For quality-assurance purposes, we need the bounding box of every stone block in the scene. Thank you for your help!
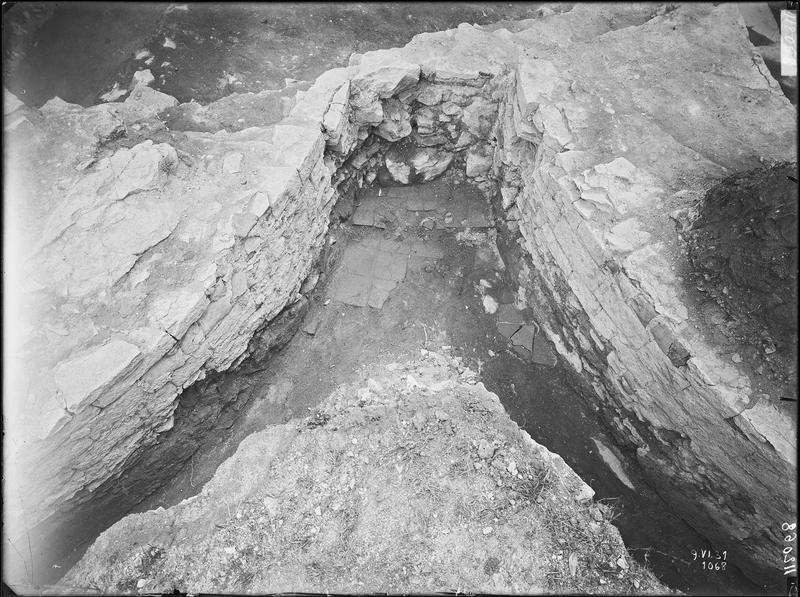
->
[605,218,651,253]
[416,84,443,106]
[3,88,24,115]
[466,147,494,178]
[351,54,421,98]
[410,148,453,182]
[515,55,563,117]
[624,244,689,324]
[53,340,141,411]
[376,98,412,142]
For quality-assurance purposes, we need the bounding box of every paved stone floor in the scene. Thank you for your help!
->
[351,179,491,231]
[327,180,555,366]
[327,234,443,309]
[494,304,555,366]
[332,180,483,310]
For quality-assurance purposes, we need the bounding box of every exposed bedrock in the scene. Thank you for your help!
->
[3,2,796,588]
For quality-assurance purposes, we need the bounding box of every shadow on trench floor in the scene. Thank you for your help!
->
[118,179,764,596]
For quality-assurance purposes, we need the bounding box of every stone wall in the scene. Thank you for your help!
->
[4,2,796,588]
[5,84,338,551]
[490,4,797,583]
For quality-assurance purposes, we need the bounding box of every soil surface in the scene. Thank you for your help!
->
[683,163,798,407]
[63,351,667,595]
[3,2,550,108]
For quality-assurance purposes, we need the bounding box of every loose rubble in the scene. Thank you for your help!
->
[62,353,668,595]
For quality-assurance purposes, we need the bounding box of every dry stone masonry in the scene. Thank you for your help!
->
[4,2,796,587]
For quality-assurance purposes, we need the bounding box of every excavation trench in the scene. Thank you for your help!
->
[11,54,793,596]
[35,160,757,595]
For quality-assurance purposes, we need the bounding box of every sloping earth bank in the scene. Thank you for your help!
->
[62,352,667,595]
[683,163,798,405]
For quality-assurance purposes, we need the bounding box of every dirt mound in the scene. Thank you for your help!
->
[684,162,798,399]
[62,351,666,594]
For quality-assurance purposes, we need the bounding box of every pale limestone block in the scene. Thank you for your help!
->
[54,340,141,410]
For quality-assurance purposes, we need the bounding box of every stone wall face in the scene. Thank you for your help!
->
[4,2,796,586]
[499,130,795,578]
[5,90,339,546]
[490,6,797,582]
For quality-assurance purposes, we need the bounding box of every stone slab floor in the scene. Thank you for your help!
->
[331,180,551,367]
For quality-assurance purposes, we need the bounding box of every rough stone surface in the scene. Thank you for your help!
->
[4,87,25,114]
[328,236,408,309]
[131,69,155,88]
[62,354,665,594]
[5,70,336,562]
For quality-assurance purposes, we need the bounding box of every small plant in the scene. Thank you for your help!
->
[158,155,177,175]
[306,410,331,429]
[511,462,552,504]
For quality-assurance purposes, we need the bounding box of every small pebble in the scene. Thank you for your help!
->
[483,526,493,535]
[477,439,495,459]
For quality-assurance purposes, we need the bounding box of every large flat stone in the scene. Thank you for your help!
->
[53,340,141,410]
[510,324,536,351]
